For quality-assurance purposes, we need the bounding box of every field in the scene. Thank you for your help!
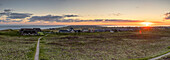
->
[0,30,39,60]
[0,27,170,60]
[39,28,170,60]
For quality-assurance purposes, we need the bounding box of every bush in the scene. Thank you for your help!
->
[167,46,170,49]
[0,30,20,36]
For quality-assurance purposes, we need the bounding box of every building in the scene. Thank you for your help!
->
[19,28,42,35]
[59,30,72,33]
[82,29,90,32]
[59,28,81,33]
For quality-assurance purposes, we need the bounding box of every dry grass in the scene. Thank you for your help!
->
[0,30,38,60]
[40,29,170,60]
[1,29,170,60]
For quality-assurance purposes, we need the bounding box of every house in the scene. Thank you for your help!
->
[33,28,41,32]
[74,30,82,33]
[59,28,81,33]
[49,28,56,30]
[82,29,89,32]
[19,28,42,35]
[59,30,72,33]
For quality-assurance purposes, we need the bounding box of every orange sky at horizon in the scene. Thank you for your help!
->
[1,20,170,27]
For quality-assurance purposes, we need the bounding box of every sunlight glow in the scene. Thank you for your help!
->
[141,22,153,26]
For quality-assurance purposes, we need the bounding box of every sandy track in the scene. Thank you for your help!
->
[34,37,42,60]
[149,52,170,60]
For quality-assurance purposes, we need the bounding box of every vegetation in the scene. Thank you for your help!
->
[0,30,38,60]
[167,46,170,49]
[0,27,170,60]
[40,29,170,60]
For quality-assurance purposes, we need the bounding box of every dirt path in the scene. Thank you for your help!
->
[34,37,42,60]
[149,52,170,60]
[34,34,48,60]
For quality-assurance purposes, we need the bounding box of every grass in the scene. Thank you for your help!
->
[167,46,170,49]
[27,44,37,60]
[0,30,39,60]
[1,28,170,60]
[39,37,49,60]
[0,30,19,36]
[40,29,170,60]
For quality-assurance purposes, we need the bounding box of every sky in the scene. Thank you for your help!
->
[0,0,170,26]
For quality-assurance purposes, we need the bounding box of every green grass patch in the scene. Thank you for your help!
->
[0,30,20,36]
[39,38,49,60]
[27,43,37,60]
[167,46,170,49]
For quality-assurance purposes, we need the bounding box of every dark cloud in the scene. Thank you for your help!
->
[0,9,32,19]
[29,15,63,22]
[64,15,78,17]
[8,13,32,19]
[0,9,79,22]
[29,14,79,22]
[165,12,170,16]
[105,19,143,22]
[0,9,143,23]
[29,14,143,23]
[29,16,143,23]
[0,13,6,16]
[164,12,170,20]
[66,19,143,22]
[4,9,12,12]
[0,9,32,22]
[58,19,142,22]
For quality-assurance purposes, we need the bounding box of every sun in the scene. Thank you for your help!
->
[141,22,153,26]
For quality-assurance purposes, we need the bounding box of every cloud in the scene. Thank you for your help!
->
[0,9,32,19]
[64,15,78,17]
[111,13,122,16]
[8,13,32,19]
[0,9,79,23]
[0,13,6,16]
[68,19,143,22]
[28,14,143,23]
[165,16,170,20]
[29,15,63,22]
[164,12,170,20]
[0,19,23,22]
[29,17,143,23]
[105,19,143,22]
[0,9,32,22]
[0,9,143,23]
[29,14,79,22]
[165,12,170,16]
[4,9,12,12]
